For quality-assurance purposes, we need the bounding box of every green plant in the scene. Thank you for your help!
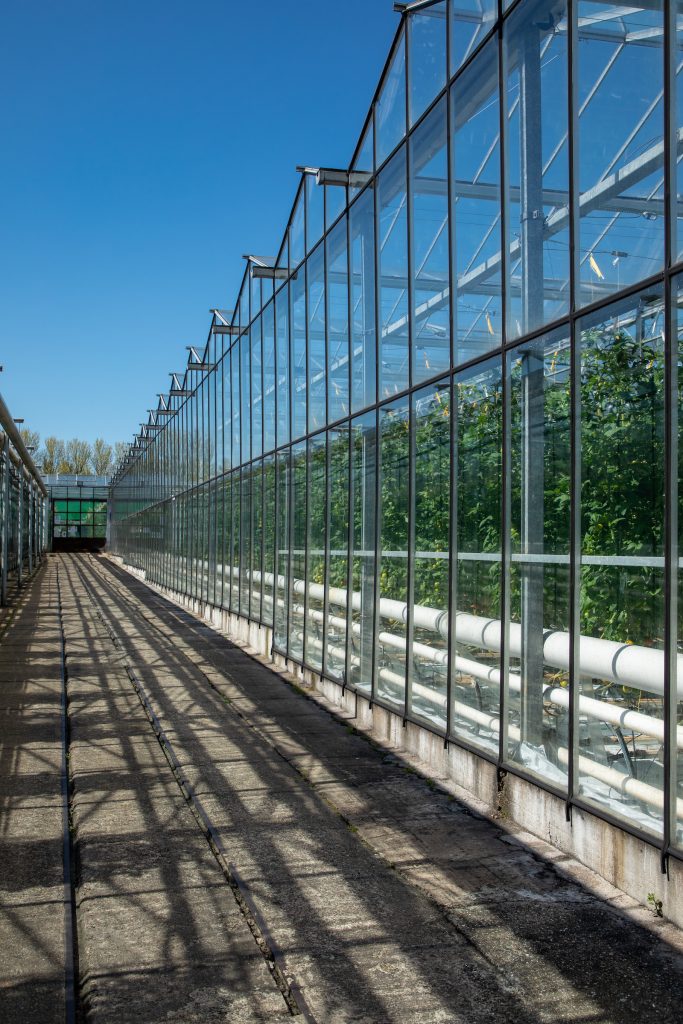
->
[647,892,663,918]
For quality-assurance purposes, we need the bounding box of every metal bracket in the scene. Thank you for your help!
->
[661,849,670,877]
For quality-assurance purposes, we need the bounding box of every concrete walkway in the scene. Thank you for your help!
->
[2,553,683,1023]
[0,566,67,1022]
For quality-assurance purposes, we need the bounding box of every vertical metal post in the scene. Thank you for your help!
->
[498,0,510,770]
[403,20,415,724]
[567,0,580,819]
[1,437,9,605]
[519,18,545,335]
[445,0,456,746]
[663,0,676,865]
[28,479,33,575]
[520,348,545,748]
[17,470,24,587]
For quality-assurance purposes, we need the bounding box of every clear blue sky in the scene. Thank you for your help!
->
[0,1,398,447]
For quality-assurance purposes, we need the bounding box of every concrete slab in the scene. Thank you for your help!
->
[94,554,683,1024]
[0,564,66,1024]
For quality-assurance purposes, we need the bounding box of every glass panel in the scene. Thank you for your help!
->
[290,187,305,269]
[304,434,327,671]
[411,97,450,384]
[327,427,350,681]
[351,121,374,200]
[215,479,224,606]
[276,285,290,446]
[241,333,251,463]
[353,120,374,172]
[577,1,664,307]
[451,358,502,755]
[262,455,276,627]
[325,183,346,232]
[676,6,683,263]
[240,471,251,614]
[506,327,570,789]
[505,0,570,339]
[277,235,289,271]
[450,0,497,76]
[289,441,307,660]
[307,244,326,433]
[350,188,377,412]
[306,174,324,254]
[376,27,407,166]
[291,270,307,441]
[578,288,665,836]
[350,411,377,695]
[377,398,410,709]
[263,301,276,453]
[230,472,241,611]
[250,270,261,322]
[251,463,263,619]
[274,451,290,649]
[378,145,409,398]
[676,273,683,850]
[214,354,223,476]
[231,342,241,468]
[411,379,450,729]
[408,1,447,126]
[220,476,229,609]
[223,349,232,471]
[251,320,263,459]
[327,216,350,423]
[451,36,501,363]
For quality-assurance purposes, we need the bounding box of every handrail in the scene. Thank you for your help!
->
[0,390,47,496]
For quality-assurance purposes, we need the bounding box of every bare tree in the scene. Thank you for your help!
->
[92,438,113,476]
[113,441,129,470]
[64,438,92,475]
[19,427,40,454]
[40,437,66,475]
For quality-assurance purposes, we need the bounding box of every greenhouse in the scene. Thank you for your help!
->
[110,0,683,862]
[46,475,109,551]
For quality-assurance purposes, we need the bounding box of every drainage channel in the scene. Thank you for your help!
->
[63,554,317,1024]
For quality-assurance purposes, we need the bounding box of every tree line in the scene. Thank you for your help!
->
[19,430,128,477]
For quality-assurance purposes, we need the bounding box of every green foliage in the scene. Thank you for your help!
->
[578,325,664,645]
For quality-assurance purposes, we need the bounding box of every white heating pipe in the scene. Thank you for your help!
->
[302,631,683,821]
[245,567,679,698]
[168,561,680,742]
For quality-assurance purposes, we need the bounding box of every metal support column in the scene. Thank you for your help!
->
[17,471,24,587]
[28,479,33,575]
[518,17,546,752]
[1,437,10,606]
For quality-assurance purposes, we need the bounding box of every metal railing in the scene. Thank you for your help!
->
[0,390,48,603]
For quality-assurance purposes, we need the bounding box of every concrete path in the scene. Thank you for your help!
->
[0,566,67,1023]
[3,552,683,1022]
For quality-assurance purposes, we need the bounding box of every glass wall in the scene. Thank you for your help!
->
[111,0,683,861]
[50,480,108,544]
